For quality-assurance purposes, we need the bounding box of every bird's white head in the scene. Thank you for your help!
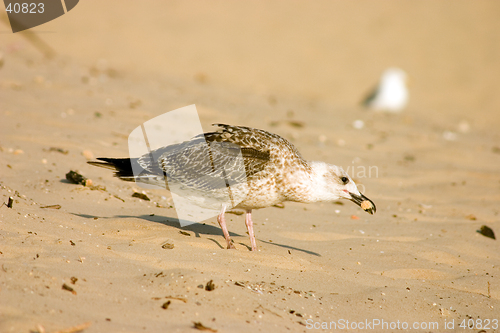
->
[381,67,407,85]
[308,161,376,214]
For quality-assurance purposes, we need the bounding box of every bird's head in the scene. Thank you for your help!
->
[381,67,408,87]
[309,162,376,214]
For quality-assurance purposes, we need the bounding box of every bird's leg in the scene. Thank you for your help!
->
[217,205,235,249]
[245,210,257,251]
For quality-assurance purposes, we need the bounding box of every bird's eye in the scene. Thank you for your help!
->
[341,176,349,184]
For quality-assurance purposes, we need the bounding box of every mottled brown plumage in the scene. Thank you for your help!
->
[89,124,376,251]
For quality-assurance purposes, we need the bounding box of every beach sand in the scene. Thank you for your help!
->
[1,1,499,332]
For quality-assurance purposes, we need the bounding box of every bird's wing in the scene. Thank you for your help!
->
[134,124,306,191]
[206,123,308,171]
[203,124,275,178]
[154,137,248,191]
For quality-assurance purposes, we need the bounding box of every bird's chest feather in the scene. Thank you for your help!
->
[236,174,282,208]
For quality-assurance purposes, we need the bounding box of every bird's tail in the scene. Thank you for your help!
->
[88,157,136,181]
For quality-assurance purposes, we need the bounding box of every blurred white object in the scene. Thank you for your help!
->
[442,131,458,141]
[352,119,364,129]
[362,68,409,112]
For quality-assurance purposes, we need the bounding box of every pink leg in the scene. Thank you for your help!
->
[217,205,235,249]
[245,210,257,251]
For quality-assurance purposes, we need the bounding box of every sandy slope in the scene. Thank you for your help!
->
[1,1,499,332]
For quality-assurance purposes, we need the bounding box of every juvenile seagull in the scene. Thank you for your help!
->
[89,124,376,251]
[362,67,409,112]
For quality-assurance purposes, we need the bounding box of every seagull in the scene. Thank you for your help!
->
[88,124,376,251]
[362,67,409,112]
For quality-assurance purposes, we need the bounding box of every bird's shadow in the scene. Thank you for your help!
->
[73,213,320,256]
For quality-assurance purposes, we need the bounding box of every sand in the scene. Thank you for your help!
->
[1,1,499,332]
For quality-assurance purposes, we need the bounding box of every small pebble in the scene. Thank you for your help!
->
[353,120,364,129]
[457,120,470,133]
[132,192,150,201]
[478,225,495,240]
[162,242,174,249]
[82,150,94,160]
[65,170,93,187]
[443,131,457,141]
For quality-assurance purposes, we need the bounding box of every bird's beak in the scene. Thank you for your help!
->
[348,192,376,214]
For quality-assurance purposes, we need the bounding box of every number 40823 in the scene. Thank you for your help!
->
[6,3,44,14]
[460,318,498,330]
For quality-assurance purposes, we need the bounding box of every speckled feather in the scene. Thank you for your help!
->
[124,124,309,207]
[90,124,364,210]
[203,124,313,209]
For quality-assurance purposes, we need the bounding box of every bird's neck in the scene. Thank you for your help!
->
[281,161,339,203]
